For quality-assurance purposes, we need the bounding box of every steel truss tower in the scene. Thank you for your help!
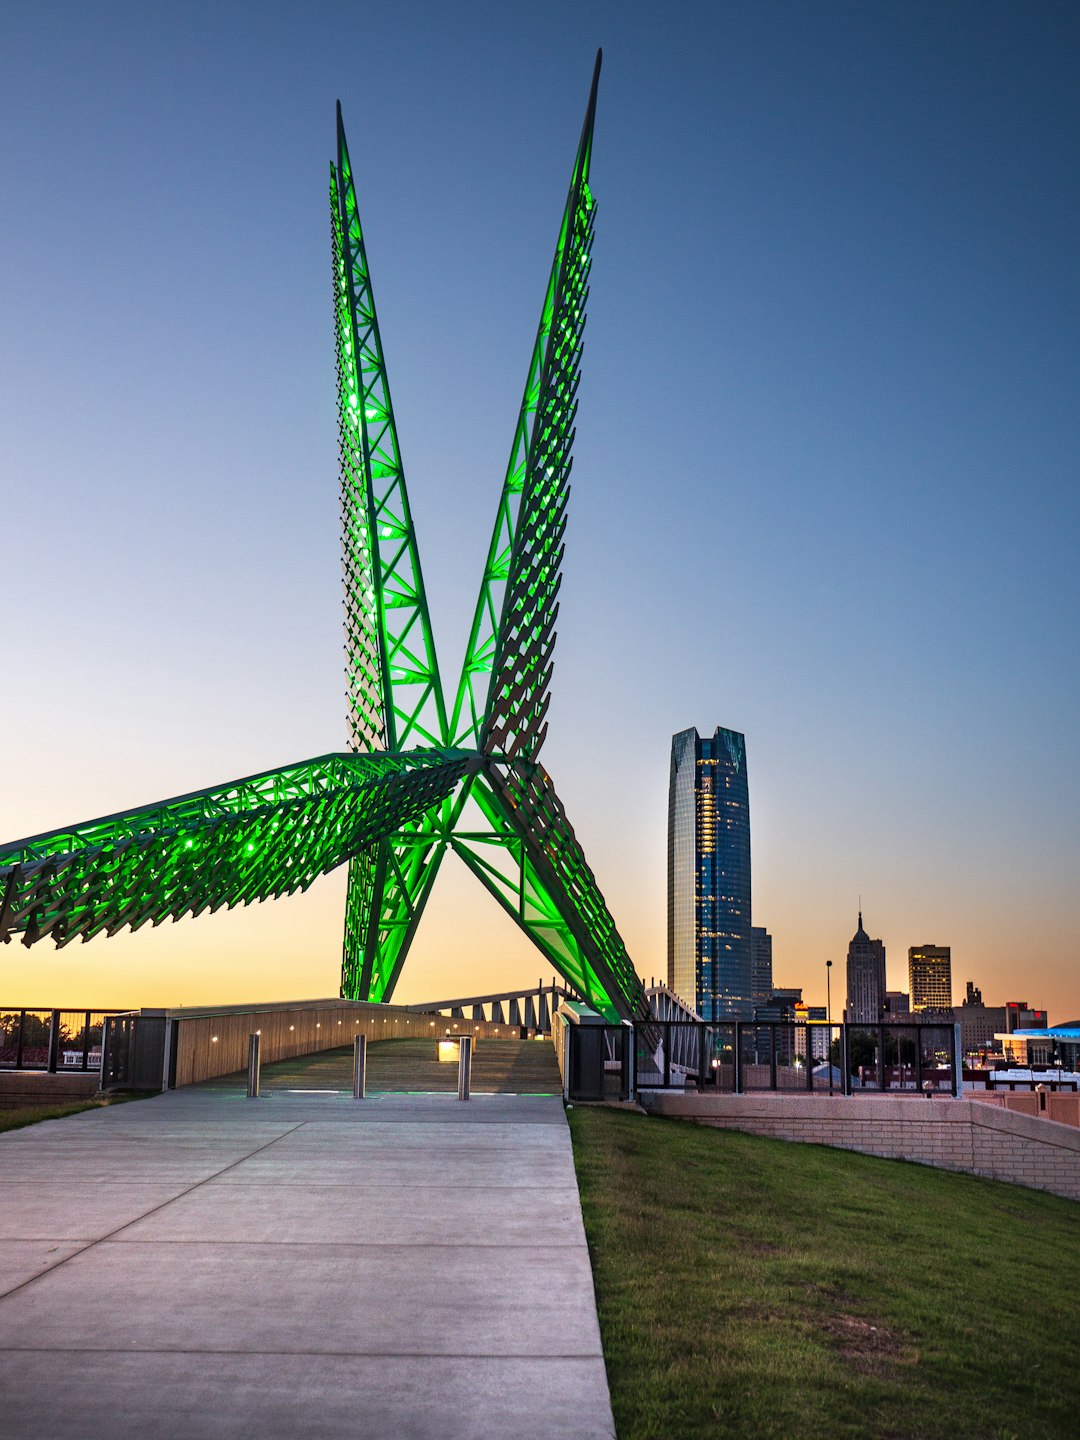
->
[0,52,649,1025]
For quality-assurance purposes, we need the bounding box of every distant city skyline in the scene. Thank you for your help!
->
[2,2,1078,1020]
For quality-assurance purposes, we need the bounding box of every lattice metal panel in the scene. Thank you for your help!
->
[484,758,649,1023]
[341,820,449,1004]
[481,195,592,761]
[334,106,447,754]
[333,168,384,754]
[0,751,470,950]
[451,57,600,754]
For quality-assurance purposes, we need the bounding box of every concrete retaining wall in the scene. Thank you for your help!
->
[969,1089,1080,1129]
[0,1072,100,1109]
[638,1092,1080,1202]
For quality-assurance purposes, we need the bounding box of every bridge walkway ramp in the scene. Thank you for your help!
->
[0,1079,613,1439]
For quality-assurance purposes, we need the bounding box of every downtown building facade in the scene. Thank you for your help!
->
[667,726,752,1021]
[955,981,1004,1055]
[955,982,1048,1057]
[909,944,953,1016]
[751,926,773,1013]
[845,911,887,1023]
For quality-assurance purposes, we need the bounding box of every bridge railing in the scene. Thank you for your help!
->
[102,998,517,1092]
[561,1016,962,1102]
[0,1009,122,1074]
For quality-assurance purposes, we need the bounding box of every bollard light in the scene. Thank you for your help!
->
[247,1032,261,1099]
[457,1034,472,1102]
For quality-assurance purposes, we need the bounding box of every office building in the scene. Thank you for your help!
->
[755,987,802,1065]
[955,980,1006,1056]
[1006,1001,1047,1033]
[754,987,827,1064]
[795,1000,829,1062]
[751,927,773,1014]
[885,990,910,1016]
[845,911,886,1023]
[909,944,953,1015]
[950,986,1048,1058]
[667,726,752,1021]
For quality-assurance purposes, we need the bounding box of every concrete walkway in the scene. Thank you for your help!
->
[0,1086,615,1439]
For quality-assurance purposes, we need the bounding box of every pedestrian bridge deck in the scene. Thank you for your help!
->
[0,1051,612,1439]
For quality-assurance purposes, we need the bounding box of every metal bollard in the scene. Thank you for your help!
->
[457,1034,472,1101]
[247,1032,261,1098]
[353,1033,367,1099]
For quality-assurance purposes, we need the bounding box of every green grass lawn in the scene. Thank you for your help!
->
[0,1100,109,1133]
[568,1107,1079,1440]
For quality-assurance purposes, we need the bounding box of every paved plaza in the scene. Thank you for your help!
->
[0,1055,614,1439]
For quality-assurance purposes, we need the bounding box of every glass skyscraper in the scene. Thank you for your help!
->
[667,726,752,1021]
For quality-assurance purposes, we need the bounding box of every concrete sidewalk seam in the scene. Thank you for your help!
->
[0,1120,306,1306]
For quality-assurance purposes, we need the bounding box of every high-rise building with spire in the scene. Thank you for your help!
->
[845,910,886,1023]
[667,726,752,1020]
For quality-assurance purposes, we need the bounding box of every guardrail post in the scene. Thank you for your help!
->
[246,1032,261,1098]
[353,1033,367,1099]
[47,1011,60,1073]
[734,1022,742,1095]
[457,1034,472,1101]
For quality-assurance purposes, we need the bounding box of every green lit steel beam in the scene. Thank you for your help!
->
[341,816,448,1004]
[335,49,647,1021]
[333,105,447,754]
[332,169,384,754]
[333,105,455,1001]
[450,52,600,754]
[4,53,649,1029]
[0,751,471,950]
[449,761,648,1024]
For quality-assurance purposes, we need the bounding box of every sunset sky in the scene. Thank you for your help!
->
[2,1,1078,1021]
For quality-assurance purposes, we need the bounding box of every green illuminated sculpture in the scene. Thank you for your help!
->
[0,51,648,1025]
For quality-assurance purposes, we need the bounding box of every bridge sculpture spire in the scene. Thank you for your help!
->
[0,51,649,1026]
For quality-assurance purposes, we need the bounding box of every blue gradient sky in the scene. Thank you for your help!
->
[2,1,1078,1019]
